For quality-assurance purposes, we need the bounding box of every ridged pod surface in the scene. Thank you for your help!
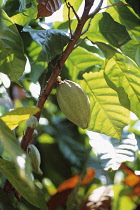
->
[56,80,90,129]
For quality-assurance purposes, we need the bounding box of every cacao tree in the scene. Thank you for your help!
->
[0,0,140,209]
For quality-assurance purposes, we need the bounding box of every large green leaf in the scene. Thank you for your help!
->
[65,46,104,81]
[1,107,39,130]
[107,1,140,66]
[88,130,137,170]
[104,51,140,119]
[82,71,130,140]
[0,159,47,209]
[121,39,140,67]
[99,12,131,48]
[85,13,109,43]
[0,118,26,162]
[0,118,33,184]
[24,28,70,62]
[0,10,26,85]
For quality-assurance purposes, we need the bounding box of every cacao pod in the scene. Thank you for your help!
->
[27,144,43,175]
[56,80,90,129]
[26,116,38,128]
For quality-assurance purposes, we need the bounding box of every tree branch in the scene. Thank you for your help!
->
[88,0,104,18]
[20,0,98,151]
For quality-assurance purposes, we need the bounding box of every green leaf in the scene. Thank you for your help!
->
[0,10,26,85]
[104,50,140,119]
[11,8,37,26]
[112,185,135,210]
[58,136,87,168]
[0,118,26,162]
[86,13,109,43]
[0,159,47,209]
[83,71,130,140]
[125,0,140,17]
[0,118,33,183]
[65,46,104,81]
[107,1,140,65]
[88,130,137,170]
[24,28,70,62]
[99,12,131,48]
[120,39,140,67]
[1,107,39,130]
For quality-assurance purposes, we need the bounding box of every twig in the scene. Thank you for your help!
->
[101,2,130,10]
[68,2,80,23]
[73,36,87,49]
[88,0,104,18]
[81,18,92,36]
[66,2,73,38]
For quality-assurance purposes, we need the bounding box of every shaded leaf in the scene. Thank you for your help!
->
[57,168,95,192]
[107,1,140,65]
[24,27,70,62]
[99,12,131,48]
[0,159,47,209]
[58,136,88,168]
[1,107,39,130]
[88,130,137,170]
[0,118,33,183]
[37,0,62,18]
[83,71,130,140]
[0,10,26,85]
[0,118,27,164]
[125,0,140,16]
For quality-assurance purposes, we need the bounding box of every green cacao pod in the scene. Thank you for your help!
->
[26,116,38,128]
[56,80,90,129]
[27,144,43,175]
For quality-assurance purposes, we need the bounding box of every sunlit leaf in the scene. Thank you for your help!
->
[0,159,47,209]
[65,46,104,81]
[37,0,62,18]
[83,71,130,139]
[104,50,140,119]
[57,168,95,192]
[0,10,26,85]
[11,8,37,26]
[88,130,137,170]
[1,107,39,130]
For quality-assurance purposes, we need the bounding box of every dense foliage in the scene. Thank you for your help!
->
[0,0,140,209]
